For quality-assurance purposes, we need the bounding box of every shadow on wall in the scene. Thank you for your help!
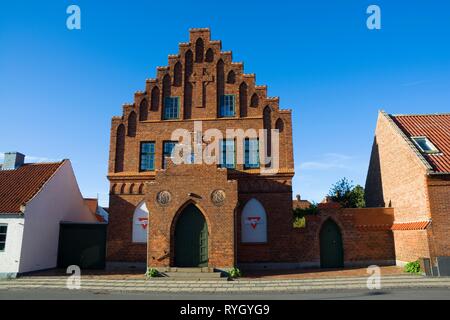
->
[365,137,386,207]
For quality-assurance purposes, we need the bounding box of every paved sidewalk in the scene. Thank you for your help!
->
[1,274,450,293]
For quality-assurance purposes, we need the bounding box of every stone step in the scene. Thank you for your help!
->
[158,267,216,273]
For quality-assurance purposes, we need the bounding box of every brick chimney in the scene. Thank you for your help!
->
[296,194,301,201]
[2,152,25,170]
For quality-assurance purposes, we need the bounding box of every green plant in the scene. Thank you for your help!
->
[293,216,306,228]
[229,267,242,279]
[145,267,160,278]
[328,178,366,208]
[404,261,421,274]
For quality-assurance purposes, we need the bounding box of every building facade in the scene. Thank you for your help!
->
[0,153,97,278]
[365,111,450,266]
[107,28,294,269]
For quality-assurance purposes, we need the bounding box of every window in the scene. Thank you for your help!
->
[0,225,7,252]
[163,141,177,168]
[163,97,180,120]
[412,137,439,154]
[219,95,235,117]
[245,138,260,169]
[140,142,155,171]
[220,139,235,169]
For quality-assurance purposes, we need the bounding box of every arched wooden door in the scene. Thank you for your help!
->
[174,204,208,267]
[320,219,344,268]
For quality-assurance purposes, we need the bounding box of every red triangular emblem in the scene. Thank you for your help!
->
[138,217,148,230]
[248,216,261,229]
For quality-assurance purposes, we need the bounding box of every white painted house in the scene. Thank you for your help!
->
[0,152,96,278]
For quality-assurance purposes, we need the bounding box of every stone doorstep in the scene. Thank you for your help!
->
[156,267,215,273]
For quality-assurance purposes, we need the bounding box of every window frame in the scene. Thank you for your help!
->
[244,138,260,169]
[219,139,236,169]
[163,96,180,120]
[162,140,178,169]
[219,94,236,117]
[411,136,440,154]
[0,224,7,252]
[139,141,156,172]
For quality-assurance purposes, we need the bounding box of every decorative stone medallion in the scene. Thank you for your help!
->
[211,189,226,206]
[156,190,171,206]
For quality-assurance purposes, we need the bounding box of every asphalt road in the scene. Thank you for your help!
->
[1,287,450,300]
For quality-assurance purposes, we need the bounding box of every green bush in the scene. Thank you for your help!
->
[229,267,242,279]
[145,267,160,278]
[293,203,319,219]
[404,261,421,274]
[293,216,306,228]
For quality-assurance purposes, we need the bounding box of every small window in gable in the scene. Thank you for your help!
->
[412,137,440,154]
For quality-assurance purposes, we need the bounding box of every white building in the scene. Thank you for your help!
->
[0,152,97,278]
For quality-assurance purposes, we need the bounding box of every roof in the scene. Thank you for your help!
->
[391,220,431,231]
[83,198,106,223]
[293,199,312,210]
[0,161,64,214]
[388,113,450,173]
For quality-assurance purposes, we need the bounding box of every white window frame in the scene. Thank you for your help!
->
[411,136,440,154]
[0,224,7,252]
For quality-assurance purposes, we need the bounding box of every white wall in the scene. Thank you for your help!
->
[0,216,25,277]
[18,160,96,273]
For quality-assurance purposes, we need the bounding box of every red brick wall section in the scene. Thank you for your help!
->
[291,208,396,266]
[145,163,238,269]
[427,175,450,259]
[393,230,430,264]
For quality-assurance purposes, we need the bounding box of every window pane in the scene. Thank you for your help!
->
[164,97,179,120]
[163,141,177,168]
[245,138,260,168]
[0,225,6,234]
[0,234,5,242]
[140,142,155,171]
[0,243,4,251]
[413,137,438,153]
[219,95,235,117]
[220,140,235,168]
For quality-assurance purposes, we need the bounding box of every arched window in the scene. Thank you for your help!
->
[275,118,284,133]
[227,70,235,84]
[241,198,267,243]
[129,183,135,194]
[127,111,137,137]
[150,86,160,111]
[139,99,148,121]
[250,93,259,108]
[195,38,204,63]
[133,201,149,243]
[114,124,125,173]
[239,82,248,117]
[205,48,214,62]
[173,62,182,87]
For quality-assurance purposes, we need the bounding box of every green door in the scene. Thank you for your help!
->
[174,204,208,267]
[320,219,344,268]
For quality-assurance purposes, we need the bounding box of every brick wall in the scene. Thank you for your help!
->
[427,175,450,259]
[365,112,431,221]
[289,208,396,267]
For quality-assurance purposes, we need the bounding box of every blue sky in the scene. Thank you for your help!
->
[1,1,449,206]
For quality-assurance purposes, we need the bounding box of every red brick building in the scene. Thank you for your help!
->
[365,111,450,266]
[106,29,399,271]
[107,28,294,269]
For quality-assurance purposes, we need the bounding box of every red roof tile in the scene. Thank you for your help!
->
[0,161,64,214]
[390,114,450,173]
[391,220,430,231]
